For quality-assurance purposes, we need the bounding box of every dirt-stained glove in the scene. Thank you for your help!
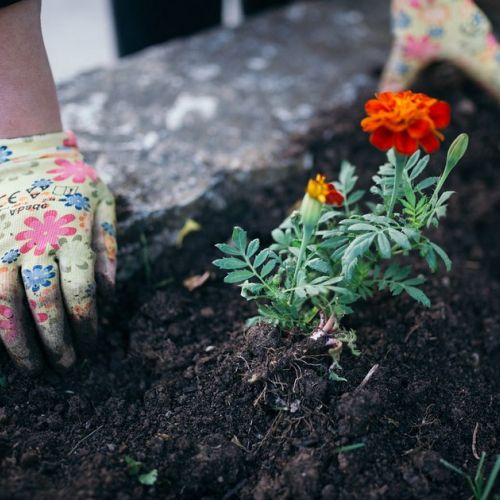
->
[0,131,116,372]
[380,0,500,102]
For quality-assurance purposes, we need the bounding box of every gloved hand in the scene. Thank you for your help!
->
[0,131,116,372]
[380,0,500,102]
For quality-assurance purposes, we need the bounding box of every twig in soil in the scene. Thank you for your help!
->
[237,355,250,371]
[67,424,104,456]
[472,422,481,460]
[291,362,304,393]
[355,364,379,392]
[269,375,287,391]
[253,384,267,407]
[255,412,283,451]
[421,404,438,426]
[405,322,421,343]
[294,354,324,369]
[231,435,251,454]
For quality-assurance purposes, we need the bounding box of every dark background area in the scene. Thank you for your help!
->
[111,0,293,56]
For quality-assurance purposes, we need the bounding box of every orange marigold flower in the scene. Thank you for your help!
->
[361,90,451,155]
[306,174,344,206]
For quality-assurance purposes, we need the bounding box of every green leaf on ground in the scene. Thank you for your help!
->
[139,469,158,486]
[334,443,366,454]
[125,456,142,476]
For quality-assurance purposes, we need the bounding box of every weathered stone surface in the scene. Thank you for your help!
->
[57,0,391,279]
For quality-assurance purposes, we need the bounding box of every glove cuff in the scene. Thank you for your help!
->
[0,131,79,165]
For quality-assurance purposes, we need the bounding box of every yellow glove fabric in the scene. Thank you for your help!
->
[0,131,116,372]
[380,0,500,102]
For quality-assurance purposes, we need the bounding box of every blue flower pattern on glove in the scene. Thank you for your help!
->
[31,178,54,190]
[428,27,444,38]
[23,264,56,293]
[60,192,91,211]
[84,283,96,298]
[101,222,115,236]
[0,146,12,164]
[1,249,20,264]
[394,11,411,29]
[396,62,410,75]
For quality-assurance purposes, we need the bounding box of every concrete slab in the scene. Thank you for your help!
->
[57,0,390,278]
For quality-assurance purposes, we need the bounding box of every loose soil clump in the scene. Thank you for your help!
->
[1,67,499,499]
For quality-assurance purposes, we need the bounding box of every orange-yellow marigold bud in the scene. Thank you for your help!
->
[306,175,344,206]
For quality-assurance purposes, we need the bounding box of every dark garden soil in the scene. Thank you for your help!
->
[1,66,500,500]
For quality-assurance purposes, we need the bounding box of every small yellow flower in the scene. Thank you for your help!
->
[306,175,344,205]
[301,174,343,229]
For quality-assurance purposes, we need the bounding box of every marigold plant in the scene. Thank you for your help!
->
[214,91,468,381]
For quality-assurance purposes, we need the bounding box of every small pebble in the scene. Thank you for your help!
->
[457,98,476,115]
[200,307,214,317]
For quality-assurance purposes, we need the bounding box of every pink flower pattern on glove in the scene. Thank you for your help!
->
[48,159,97,184]
[0,304,14,330]
[62,130,79,149]
[15,210,77,256]
[0,305,16,343]
[403,35,440,60]
[29,300,49,324]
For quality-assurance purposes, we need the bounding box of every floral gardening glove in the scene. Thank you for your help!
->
[0,131,116,372]
[380,0,500,102]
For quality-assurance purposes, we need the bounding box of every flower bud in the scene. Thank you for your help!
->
[300,174,343,229]
[300,193,322,229]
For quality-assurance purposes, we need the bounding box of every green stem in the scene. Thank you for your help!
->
[343,198,350,218]
[425,173,448,228]
[292,224,314,289]
[387,150,406,216]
